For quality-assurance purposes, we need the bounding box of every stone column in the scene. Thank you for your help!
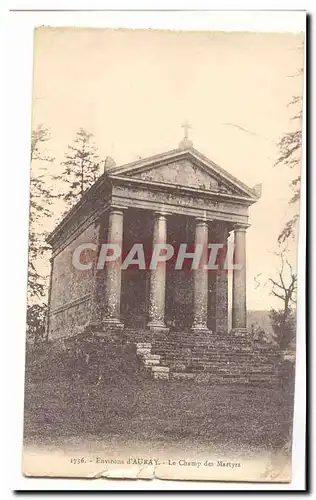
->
[232,223,248,331]
[215,226,229,334]
[103,207,124,329]
[147,212,169,332]
[191,218,210,332]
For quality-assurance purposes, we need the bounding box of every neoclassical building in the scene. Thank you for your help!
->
[47,134,261,341]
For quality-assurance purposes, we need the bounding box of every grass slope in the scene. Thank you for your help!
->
[23,341,294,452]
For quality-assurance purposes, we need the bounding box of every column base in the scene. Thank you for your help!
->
[191,323,211,334]
[147,320,169,333]
[102,317,124,330]
[231,327,248,337]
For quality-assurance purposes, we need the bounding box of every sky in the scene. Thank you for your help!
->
[31,27,304,310]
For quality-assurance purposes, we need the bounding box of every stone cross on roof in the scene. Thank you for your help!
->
[181,121,191,139]
[179,121,193,149]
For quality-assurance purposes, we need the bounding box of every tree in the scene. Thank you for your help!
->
[29,124,55,300]
[270,59,303,347]
[57,128,101,208]
[26,303,47,344]
[269,249,297,349]
[275,69,303,244]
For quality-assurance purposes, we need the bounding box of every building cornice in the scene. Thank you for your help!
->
[108,147,260,201]
[47,146,259,254]
[109,174,257,206]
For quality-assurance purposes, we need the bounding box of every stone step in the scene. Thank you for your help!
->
[195,373,279,382]
[183,373,252,384]
[157,356,278,366]
[152,340,258,348]
[156,348,276,356]
[130,333,283,386]
[159,353,276,362]
[158,348,280,362]
[153,371,169,380]
[144,358,160,366]
[171,372,195,380]
[136,347,151,355]
[143,353,161,360]
[168,363,187,371]
[136,342,152,348]
[151,366,170,373]
[159,362,278,370]
[164,355,277,364]
[152,348,261,357]
[169,361,276,371]
[165,363,278,374]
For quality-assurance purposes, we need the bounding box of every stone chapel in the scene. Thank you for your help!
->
[46,132,261,346]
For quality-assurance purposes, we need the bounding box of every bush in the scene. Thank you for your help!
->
[26,304,47,344]
[269,309,296,350]
[25,336,145,385]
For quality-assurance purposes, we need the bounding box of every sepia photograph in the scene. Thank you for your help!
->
[21,23,305,482]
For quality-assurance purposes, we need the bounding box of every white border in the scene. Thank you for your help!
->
[7,7,306,33]
[2,4,307,494]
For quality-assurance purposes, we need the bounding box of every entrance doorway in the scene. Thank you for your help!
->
[165,214,195,331]
[121,209,152,328]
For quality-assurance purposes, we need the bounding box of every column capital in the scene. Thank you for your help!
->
[234,222,250,232]
[108,205,128,215]
[153,211,168,220]
[196,217,209,226]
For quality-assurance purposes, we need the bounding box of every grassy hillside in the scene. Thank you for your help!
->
[24,340,294,452]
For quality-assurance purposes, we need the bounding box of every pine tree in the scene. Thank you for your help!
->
[29,124,55,301]
[58,128,101,208]
[28,125,55,344]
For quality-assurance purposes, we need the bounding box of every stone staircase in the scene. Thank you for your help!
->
[130,329,283,386]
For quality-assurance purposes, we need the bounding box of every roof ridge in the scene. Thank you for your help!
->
[107,147,184,174]
[108,146,258,199]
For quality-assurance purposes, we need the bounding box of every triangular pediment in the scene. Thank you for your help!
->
[108,148,260,200]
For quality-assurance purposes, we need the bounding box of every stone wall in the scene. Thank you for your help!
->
[48,223,98,340]
[49,294,93,340]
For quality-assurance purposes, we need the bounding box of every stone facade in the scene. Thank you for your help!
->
[47,146,260,341]
[49,223,98,339]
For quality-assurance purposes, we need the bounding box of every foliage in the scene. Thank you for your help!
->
[26,303,47,344]
[56,128,101,208]
[28,124,55,300]
[27,125,103,342]
[277,214,300,246]
[275,87,303,244]
[269,308,296,351]
[25,338,144,384]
